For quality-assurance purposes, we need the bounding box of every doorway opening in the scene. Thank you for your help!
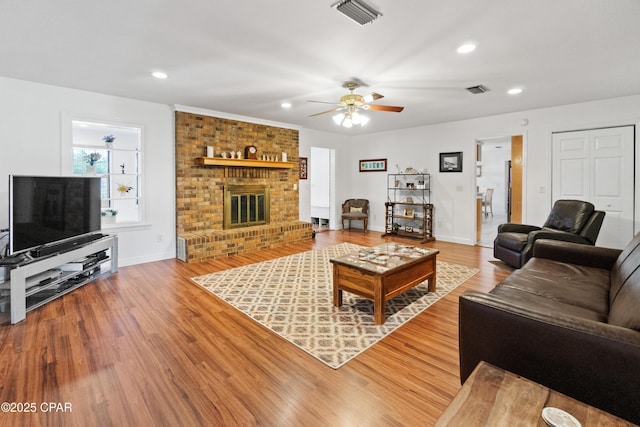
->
[476,135,523,248]
[309,147,336,233]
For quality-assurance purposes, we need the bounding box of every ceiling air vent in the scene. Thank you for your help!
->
[332,0,382,26]
[466,85,489,94]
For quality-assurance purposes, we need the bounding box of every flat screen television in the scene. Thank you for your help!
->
[9,175,102,257]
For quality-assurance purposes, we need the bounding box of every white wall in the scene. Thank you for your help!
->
[0,76,176,266]
[346,94,640,245]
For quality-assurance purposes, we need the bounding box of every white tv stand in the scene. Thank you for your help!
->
[4,234,118,324]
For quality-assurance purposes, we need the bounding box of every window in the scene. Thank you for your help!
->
[71,120,144,227]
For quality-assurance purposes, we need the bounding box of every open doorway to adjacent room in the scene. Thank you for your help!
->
[476,135,523,248]
[309,146,336,233]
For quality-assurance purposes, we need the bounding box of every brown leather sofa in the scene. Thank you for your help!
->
[459,235,640,424]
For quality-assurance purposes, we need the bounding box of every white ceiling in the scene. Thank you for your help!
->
[2,0,640,135]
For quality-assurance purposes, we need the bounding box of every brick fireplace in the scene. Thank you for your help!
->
[175,111,312,262]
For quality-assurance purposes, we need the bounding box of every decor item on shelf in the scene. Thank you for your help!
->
[244,145,258,159]
[406,182,415,189]
[101,209,118,224]
[103,134,116,148]
[299,157,308,179]
[116,183,133,195]
[221,152,228,158]
[84,151,101,174]
[236,151,242,159]
[308,80,404,128]
[207,146,214,158]
[417,180,425,189]
[404,226,413,232]
[406,196,413,203]
[120,163,126,174]
[403,208,415,218]
[359,158,387,172]
[230,151,236,159]
[440,152,463,172]
[85,152,102,166]
[282,152,287,162]
[404,167,417,174]
[392,223,400,231]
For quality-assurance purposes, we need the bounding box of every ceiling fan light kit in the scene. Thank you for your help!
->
[332,0,382,26]
[309,80,404,128]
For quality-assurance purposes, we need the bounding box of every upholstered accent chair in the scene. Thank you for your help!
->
[341,199,369,233]
[493,199,605,268]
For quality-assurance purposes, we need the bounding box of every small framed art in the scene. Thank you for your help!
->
[402,208,415,218]
[440,152,463,172]
[359,158,387,172]
[299,157,308,179]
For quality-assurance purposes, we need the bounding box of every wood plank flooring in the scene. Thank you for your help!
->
[0,231,510,427]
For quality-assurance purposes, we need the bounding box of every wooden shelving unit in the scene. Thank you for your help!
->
[383,173,435,243]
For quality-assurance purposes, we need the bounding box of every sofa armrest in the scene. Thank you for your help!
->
[459,291,640,424]
[497,223,540,234]
[532,239,621,270]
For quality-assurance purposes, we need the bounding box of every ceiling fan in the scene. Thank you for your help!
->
[308,81,404,128]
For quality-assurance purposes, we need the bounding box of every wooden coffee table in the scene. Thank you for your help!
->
[436,362,637,426]
[330,243,439,324]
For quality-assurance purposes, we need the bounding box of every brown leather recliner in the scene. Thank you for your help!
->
[493,199,605,268]
[341,199,369,233]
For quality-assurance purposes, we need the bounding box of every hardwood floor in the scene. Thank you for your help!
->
[0,231,510,427]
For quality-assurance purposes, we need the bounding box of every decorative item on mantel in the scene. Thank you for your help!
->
[206,146,214,158]
[103,134,116,148]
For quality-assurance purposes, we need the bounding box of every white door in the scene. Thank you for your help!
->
[552,126,635,249]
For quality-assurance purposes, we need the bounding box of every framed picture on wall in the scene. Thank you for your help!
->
[359,158,387,172]
[439,152,463,172]
[299,157,308,179]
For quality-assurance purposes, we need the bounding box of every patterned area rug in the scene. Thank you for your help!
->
[192,243,478,369]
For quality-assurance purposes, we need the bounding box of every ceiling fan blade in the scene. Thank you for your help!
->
[309,107,344,117]
[368,104,404,113]
[363,92,384,102]
[307,100,339,105]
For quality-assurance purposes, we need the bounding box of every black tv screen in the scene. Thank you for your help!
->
[9,175,102,256]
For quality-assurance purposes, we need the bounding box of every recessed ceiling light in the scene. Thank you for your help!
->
[457,43,477,54]
[281,102,292,109]
[151,71,168,79]
[507,88,523,95]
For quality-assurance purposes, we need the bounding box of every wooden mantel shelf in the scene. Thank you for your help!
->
[196,157,294,169]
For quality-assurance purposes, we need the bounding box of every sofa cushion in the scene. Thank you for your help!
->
[490,258,610,322]
[495,232,528,251]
